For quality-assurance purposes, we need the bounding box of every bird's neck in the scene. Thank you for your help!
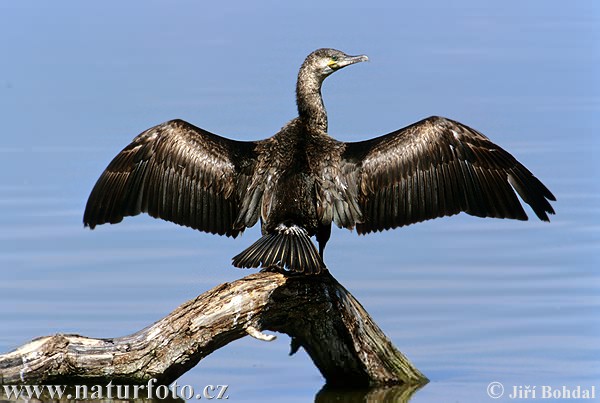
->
[296,72,328,133]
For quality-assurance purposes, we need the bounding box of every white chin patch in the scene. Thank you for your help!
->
[323,66,334,75]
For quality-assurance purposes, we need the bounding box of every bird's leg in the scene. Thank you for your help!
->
[316,224,331,259]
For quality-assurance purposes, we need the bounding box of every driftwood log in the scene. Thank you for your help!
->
[0,271,427,388]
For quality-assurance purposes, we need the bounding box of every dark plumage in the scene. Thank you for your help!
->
[84,48,556,275]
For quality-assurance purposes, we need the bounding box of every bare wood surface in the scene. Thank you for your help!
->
[0,271,427,387]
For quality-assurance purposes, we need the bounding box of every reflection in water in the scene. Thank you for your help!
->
[0,384,425,403]
[316,383,424,403]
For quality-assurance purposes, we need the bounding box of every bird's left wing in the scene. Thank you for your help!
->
[339,116,556,234]
[83,119,258,237]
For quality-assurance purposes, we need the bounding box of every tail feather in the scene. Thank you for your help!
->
[298,231,321,274]
[232,225,326,275]
[246,233,274,263]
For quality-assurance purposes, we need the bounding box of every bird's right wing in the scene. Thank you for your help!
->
[340,116,556,234]
[83,119,259,237]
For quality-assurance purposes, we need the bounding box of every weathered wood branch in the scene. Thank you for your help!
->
[0,271,427,387]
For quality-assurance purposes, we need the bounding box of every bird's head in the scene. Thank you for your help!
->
[296,48,368,126]
[301,48,369,81]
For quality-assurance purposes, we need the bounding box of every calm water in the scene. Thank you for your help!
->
[1,1,598,402]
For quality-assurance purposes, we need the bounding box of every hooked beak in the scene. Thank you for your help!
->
[337,54,369,68]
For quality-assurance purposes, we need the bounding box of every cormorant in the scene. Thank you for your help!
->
[84,48,556,275]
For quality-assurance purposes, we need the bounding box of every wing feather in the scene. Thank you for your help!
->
[341,116,556,234]
[83,119,258,237]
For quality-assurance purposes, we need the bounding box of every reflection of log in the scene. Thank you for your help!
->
[0,384,423,403]
[316,383,424,403]
[0,271,427,387]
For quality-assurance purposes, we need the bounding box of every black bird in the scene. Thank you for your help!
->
[84,48,556,275]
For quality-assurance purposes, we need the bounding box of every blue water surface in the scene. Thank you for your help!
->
[0,1,598,402]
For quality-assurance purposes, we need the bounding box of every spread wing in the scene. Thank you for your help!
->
[339,116,556,234]
[83,119,259,237]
